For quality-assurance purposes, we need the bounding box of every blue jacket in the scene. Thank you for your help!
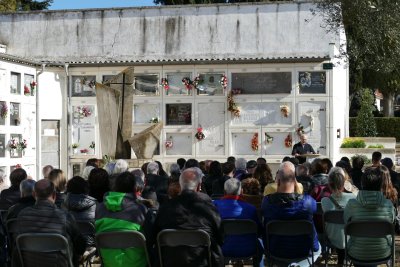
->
[213,197,261,257]
[262,193,319,259]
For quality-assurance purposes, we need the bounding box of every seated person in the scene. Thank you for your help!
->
[6,179,36,221]
[262,161,320,267]
[0,168,27,210]
[213,178,263,264]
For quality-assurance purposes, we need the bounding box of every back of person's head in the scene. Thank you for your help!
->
[335,160,351,175]
[340,157,351,166]
[184,158,200,169]
[381,158,394,170]
[34,179,55,201]
[104,162,116,175]
[246,160,257,170]
[277,161,296,184]
[209,161,222,177]
[328,167,345,194]
[289,157,299,166]
[169,163,181,176]
[114,172,136,193]
[253,163,273,183]
[20,179,36,198]
[141,162,149,175]
[199,161,207,174]
[179,168,202,191]
[257,157,267,165]
[88,168,110,201]
[82,165,95,180]
[48,169,67,192]
[362,167,384,191]
[296,164,309,177]
[177,158,186,170]
[131,169,145,182]
[222,162,235,176]
[155,161,168,177]
[352,156,364,170]
[67,176,89,194]
[224,178,241,196]
[321,158,333,174]
[282,156,291,163]
[310,159,324,175]
[147,162,159,175]
[114,159,129,174]
[86,158,99,168]
[42,165,54,179]
[134,174,145,193]
[235,158,247,171]
[10,168,27,188]
[372,151,382,164]
[227,156,236,165]
[241,178,260,195]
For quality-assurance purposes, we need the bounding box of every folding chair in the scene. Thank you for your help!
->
[266,220,315,267]
[344,220,395,267]
[75,221,96,267]
[322,210,344,267]
[96,231,151,267]
[16,233,74,267]
[157,229,211,267]
[221,219,259,266]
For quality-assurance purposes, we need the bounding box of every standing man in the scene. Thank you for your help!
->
[292,134,316,164]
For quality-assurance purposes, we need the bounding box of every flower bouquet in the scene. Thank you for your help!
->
[280,105,290,118]
[0,102,7,119]
[284,134,292,148]
[89,142,95,149]
[227,91,240,117]
[251,133,259,151]
[18,139,27,150]
[220,74,228,89]
[75,106,92,118]
[8,139,18,150]
[182,77,193,90]
[80,148,89,154]
[195,127,205,140]
[265,133,274,144]
[30,81,37,95]
[24,85,30,96]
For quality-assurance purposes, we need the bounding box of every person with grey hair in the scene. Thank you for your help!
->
[81,165,95,180]
[146,162,168,205]
[153,167,224,266]
[6,179,36,221]
[131,169,145,183]
[213,177,263,263]
[321,167,356,265]
[234,158,248,180]
[113,159,129,175]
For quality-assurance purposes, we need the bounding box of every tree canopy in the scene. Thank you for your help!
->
[0,0,53,12]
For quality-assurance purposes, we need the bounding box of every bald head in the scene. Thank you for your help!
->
[33,179,56,201]
[277,161,296,184]
[300,134,308,144]
[179,168,202,192]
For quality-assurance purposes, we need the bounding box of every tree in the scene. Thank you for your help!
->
[355,88,377,137]
[315,0,400,116]
[0,0,52,11]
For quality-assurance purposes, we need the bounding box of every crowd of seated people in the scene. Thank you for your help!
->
[0,152,398,267]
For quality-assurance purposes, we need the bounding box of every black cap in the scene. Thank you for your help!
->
[246,160,257,169]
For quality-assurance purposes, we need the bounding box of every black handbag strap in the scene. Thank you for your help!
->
[329,196,344,210]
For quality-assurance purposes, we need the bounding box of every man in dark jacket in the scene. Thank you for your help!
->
[0,168,27,210]
[6,179,36,221]
[154,167,224,267]
[291,134,316,164]
[146,162,168,205]
[16,179,86,266]
[262,161,320,266]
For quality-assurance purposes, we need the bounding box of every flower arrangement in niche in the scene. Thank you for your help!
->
[8,139,18,150]
[0,102,7,119]
[89,142,95,149]
[265,133,274,144]
[24,85,30,96]
[227,91,240,117]
[181,77,193,90]
[220,74,228,89]
[284,134,292,148]
[195,127,205,141]
[192,75,203,90]
[81,77,96,89]
[251,133,259,151]
[161,78,169,91]
[280,105,290,118]
[149,117,159,123]
[165,137,173,149]
[72,143,79,149]
[75,106,92,118]
[296,123,305,137]
[80,148,89,154]
[30,81,37,95]
[18,139,27,150]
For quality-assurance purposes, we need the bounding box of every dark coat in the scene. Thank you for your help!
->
[153,190,224,267]
[146,174,168,205]
[203,174,222,196]
[0,186,20,210]
[6,196,35,221]
[350,168,363,190]
[212,175,230,196]
[55,191,66,208]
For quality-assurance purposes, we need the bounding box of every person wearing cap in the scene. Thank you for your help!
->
[291,134,315,164]
[246,160,257,176]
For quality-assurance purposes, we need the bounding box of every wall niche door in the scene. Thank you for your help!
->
[231,131,260,156]
[165,133,192,156]
[197,102,225,156]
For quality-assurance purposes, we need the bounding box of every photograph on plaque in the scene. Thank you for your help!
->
[71,76,96,97]
[196,73,224,96]
[298,72,326,94]
[133,103,160,124]
[0,134,5,157]
[231,72,292,94]
[165,73,192,96]
[9,102,21,126]
[10,72,21,94]
[166,103,192,125]
[134,75,159,96]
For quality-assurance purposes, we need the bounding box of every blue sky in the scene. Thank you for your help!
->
[49,0,157,10]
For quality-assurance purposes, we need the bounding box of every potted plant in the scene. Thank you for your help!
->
[8,139,18,157]
[72,143,79,154]
[18,139,27,156]
[89,141,95,154]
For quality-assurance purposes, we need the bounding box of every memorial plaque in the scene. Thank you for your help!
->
[133,103,160,124]
[232,102,292,126]
[72,105,96,154]
[263,132,292,155]
[71,76,96,97]
[166,73,192,96]
[197,103,225,155]
[134,75,159,96]
[10,72,20,94]
[165,133,192,155]
[299,72,326,94]
[231,72,292,94]
[196,73,224,96]
[232,132,259,156]
[0,134,5,157]
[166,103,192,126]
[10,102,20,126]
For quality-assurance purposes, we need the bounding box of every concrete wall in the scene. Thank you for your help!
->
[0,2,340,63]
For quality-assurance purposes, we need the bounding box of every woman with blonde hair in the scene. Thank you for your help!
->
[47,169,67,208]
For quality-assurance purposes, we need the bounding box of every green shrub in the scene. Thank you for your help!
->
[350,117,400,141]
[340,138,366,148]
[351,154,371,165]
[355,88,377,137]
[367,144,384,148]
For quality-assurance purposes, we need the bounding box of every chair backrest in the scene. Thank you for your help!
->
[221,219,258,236]
[323,210,344,225]
[6,218,18,249]
[157,229,211,267]
[96,231,151,267]
[16,233,74,267]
